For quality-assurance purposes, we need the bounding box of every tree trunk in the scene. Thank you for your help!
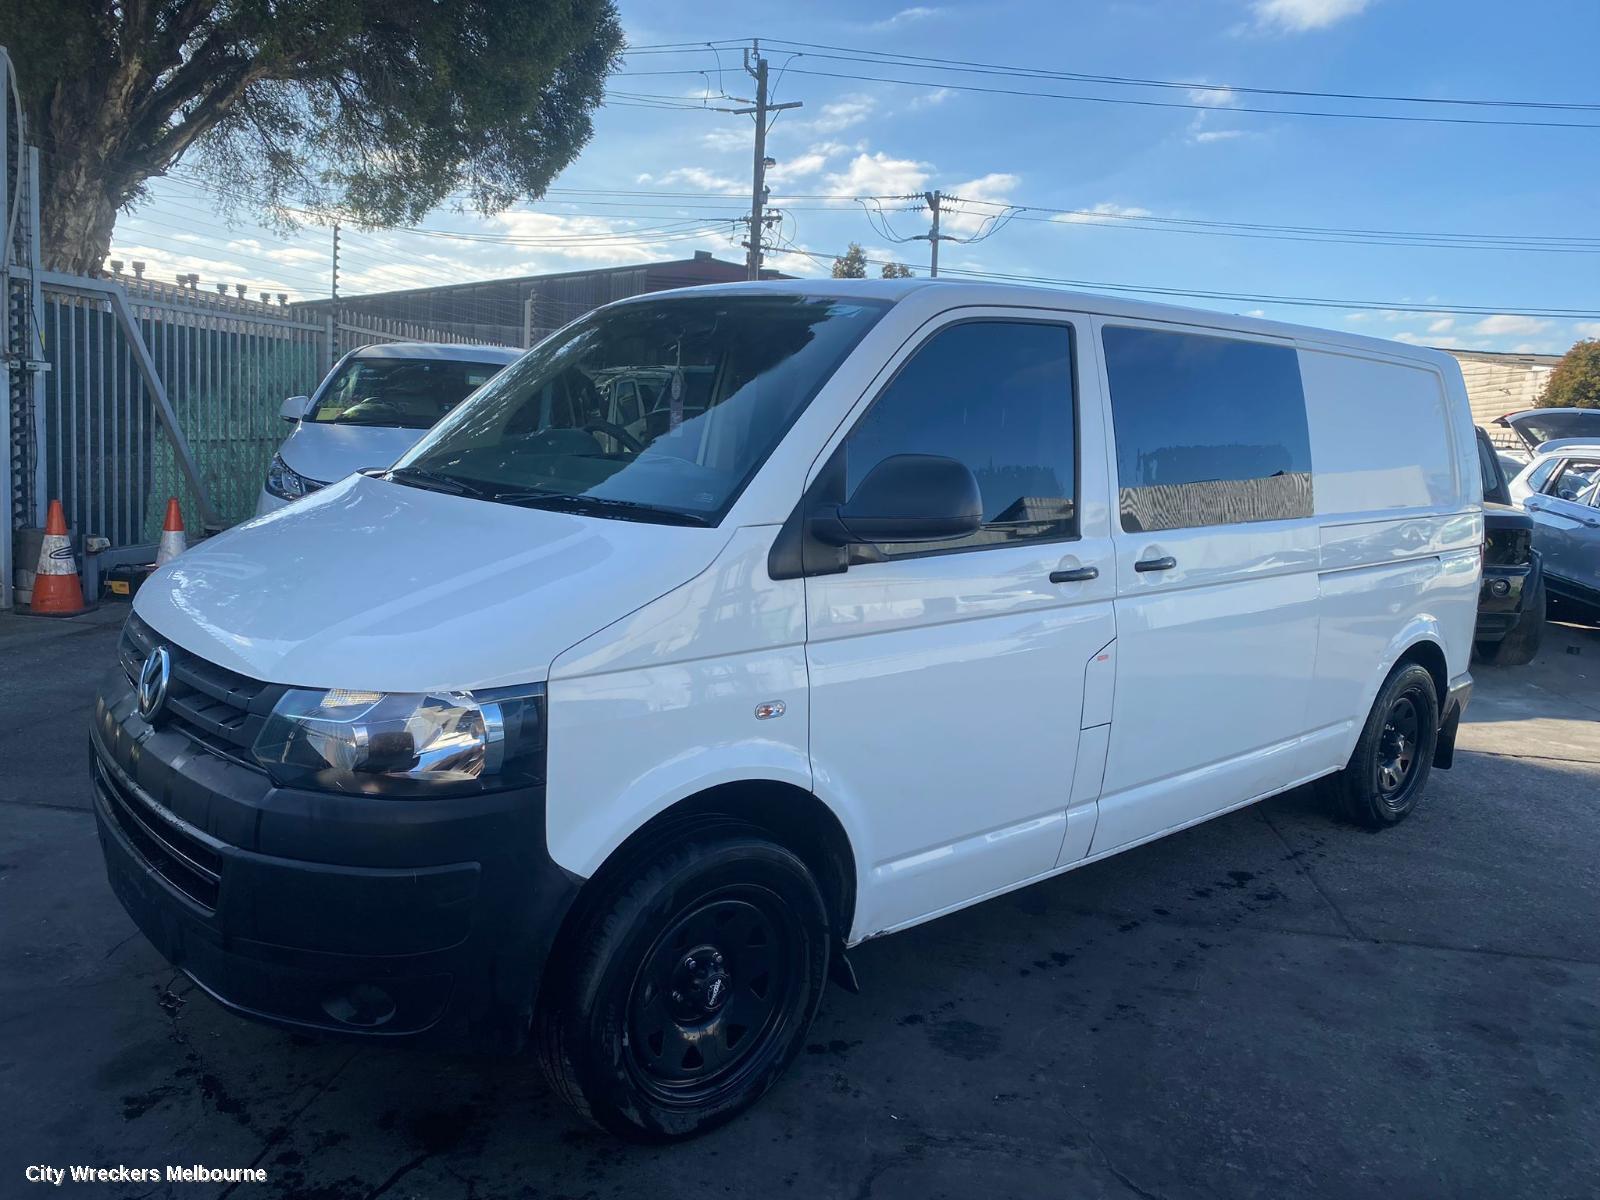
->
[39,148,126,276]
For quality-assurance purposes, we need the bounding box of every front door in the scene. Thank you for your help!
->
[804,313,1116,937]
[1090,321,1322,854]
[1525,455,1600,597]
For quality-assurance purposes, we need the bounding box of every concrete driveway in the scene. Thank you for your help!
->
[2,605,1596,1199]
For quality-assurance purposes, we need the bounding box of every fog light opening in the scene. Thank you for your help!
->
[321,983,398,1028]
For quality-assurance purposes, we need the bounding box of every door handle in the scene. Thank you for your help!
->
[1134,555,1177,573]
[1049,565,1099,583]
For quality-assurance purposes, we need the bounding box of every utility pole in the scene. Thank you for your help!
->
[923,191,944,277]
[732,41,801,280]
[326,222,340,372]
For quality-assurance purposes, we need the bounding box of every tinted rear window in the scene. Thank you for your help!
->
[1102,326,1313,532]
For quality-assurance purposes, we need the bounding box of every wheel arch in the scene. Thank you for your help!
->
[545,780,860,986]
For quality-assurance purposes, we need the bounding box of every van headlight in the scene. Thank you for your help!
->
[251,684,546,796]
[265,453,310,501]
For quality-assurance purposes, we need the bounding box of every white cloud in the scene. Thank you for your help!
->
[699,127,750,153]
[870,6,943,31]
[1391,331,1428,345]
[1187,84,1238,108]
[1426,317,1455,334]
[766,147,832,184]
[1472,314,1551,337]
[635,167,743,193]
[823,151,931,197]
[938,172,1020,234]
[803,95,877,135]
[1050,201,1154,225]
[1186,109,1257,145]
[1252,0,1373,33]
[907,87,953,111]
[1573,321,1600,338]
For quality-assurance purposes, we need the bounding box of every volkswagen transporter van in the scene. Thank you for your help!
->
[258,342,522,513]
[92,280,1480,1140]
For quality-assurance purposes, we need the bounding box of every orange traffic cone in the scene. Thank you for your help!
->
[155,497,188,566]
[28,500,89,617]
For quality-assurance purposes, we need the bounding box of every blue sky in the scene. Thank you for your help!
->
[114,0,1600,354]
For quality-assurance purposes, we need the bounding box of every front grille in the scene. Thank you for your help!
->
[95,755,223,909]
[120,615,282,768]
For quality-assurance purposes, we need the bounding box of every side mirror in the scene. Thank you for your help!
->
[811,453,983,546]
[280,395,312,423]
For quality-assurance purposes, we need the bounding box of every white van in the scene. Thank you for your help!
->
[258,342,522,513]
[92,280,1479,1140]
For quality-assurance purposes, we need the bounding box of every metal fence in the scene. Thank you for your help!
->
[39,281,327,546]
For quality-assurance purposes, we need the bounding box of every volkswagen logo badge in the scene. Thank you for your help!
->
[136,646,171,722]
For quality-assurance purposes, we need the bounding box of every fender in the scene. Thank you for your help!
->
[543,525,869,900]
[1343,614,1448,762]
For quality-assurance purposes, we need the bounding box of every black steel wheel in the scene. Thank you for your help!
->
[1324,662,1440,828]
[1375,694,1421,801]
[535,826,829,1141]
[625,888,801,1103]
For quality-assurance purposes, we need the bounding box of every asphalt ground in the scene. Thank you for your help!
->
[2,601,1597,1199]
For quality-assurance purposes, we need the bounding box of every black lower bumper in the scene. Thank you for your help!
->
[1474,553,1540,643]
[90,676,580,1047]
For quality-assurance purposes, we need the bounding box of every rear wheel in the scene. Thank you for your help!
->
[535,827,829,1141]
[1324,663,1440,828]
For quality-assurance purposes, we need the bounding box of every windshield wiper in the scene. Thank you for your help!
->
[492,490,710,527]
[384,466,493,499]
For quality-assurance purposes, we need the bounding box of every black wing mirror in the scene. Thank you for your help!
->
[811,453,983,546]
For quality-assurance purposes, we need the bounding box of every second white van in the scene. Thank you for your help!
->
[92,279,1479,1141]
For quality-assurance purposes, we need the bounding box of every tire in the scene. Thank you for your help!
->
[1479,576,1545,667]
[535,827,830,1141]
[1324,662,1440,829]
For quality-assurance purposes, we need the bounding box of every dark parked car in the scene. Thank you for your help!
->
[1474,426,1545,665]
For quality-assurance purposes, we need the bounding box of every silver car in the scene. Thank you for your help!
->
[1510,444,1600,619]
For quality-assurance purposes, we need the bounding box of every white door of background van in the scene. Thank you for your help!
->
[1090,320,1322,855]
[804,312,1117,937]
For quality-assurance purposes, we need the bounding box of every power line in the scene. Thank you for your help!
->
[760,67,1600,130]
[741,40,1600,114]
[764,243,1600,319]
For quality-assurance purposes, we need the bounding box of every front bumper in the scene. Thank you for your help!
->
[1474,552,1541,643]
[90,674,579,1046]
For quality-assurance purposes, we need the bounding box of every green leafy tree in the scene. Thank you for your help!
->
[1539,339,1600,409]
[881,261,913,278]
[4,0,624,273]
[831,243,867,279]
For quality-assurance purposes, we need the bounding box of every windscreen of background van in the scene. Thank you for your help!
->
[309,358,505,428]
[394,295,888,524]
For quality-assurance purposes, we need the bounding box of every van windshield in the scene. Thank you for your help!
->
[392,294,888,525]
[309,357,508,429]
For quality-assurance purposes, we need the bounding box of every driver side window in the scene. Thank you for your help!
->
[1544,459,1600,502]
[840,320,1078,559]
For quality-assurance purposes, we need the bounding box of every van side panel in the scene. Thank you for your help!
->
[1303,351,1459,516]
[1300,346,1480,751]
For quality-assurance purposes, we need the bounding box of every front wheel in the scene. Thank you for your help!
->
[1323,662,1440,829]
[535,828,830,1141]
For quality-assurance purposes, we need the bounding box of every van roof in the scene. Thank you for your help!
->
[614,278,1458,371]
[350,342,523,364]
